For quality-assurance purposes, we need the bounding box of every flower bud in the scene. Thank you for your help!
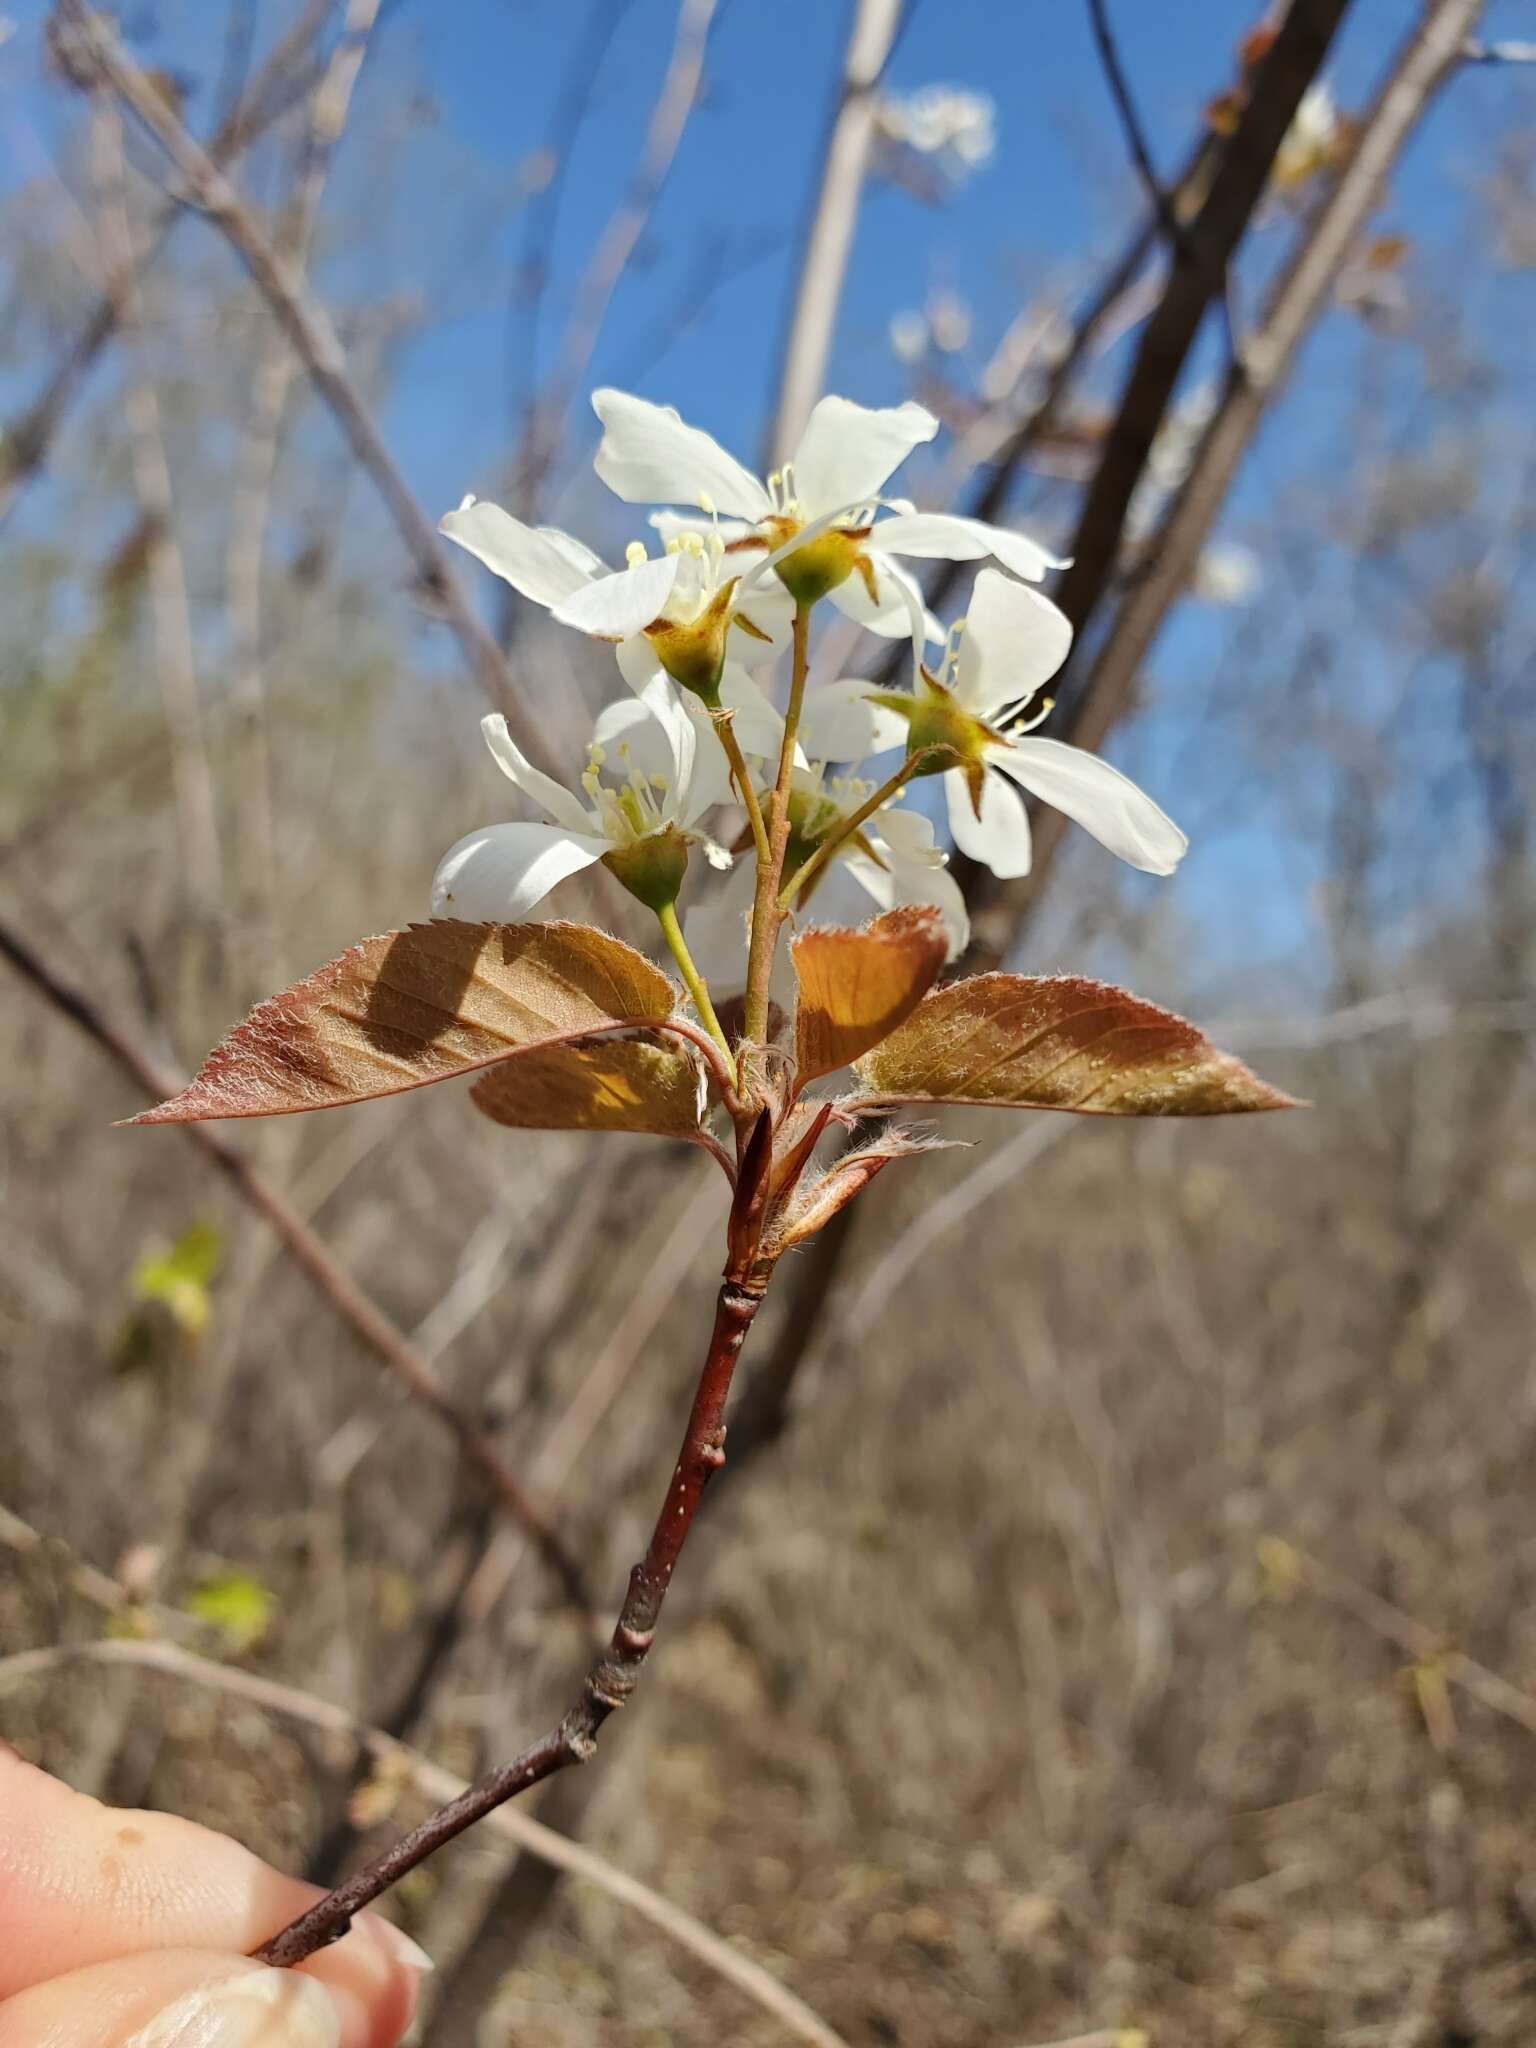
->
[602,825,690,912]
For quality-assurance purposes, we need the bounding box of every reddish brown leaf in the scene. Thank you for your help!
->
[790,905,949,1086]
[852,973,1298,1116]
[764,1130,960,1257]
[131,921,680,1124]
[469,1035,706,1142]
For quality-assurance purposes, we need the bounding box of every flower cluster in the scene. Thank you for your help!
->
[435,389,1186,1061]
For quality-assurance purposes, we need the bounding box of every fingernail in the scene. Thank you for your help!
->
[124,1970,344,2047]
[372,1919,435,1974]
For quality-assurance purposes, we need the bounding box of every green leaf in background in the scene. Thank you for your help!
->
[130,1220,223,1340]
[183,1567,275,1651]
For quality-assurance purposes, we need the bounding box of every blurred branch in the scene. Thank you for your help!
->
[0,911,597,1622]
[87,91,224,917]
[766,0,905,464]
[738,1,1361,1464]
[0,1636,849,2048]
[1046,0,1349,639]
[505,0,637,432]
[226,0,381,982]
[0,0,334,530]
[1462,38,1536,64]
[254,1270,768,1965]
[1086,0,1190,263]
[459,1167,723,1627]
[51,0,544,753]
[1289,1548,1536,1744]
[514,0,718,512]
[968,0,1486,965]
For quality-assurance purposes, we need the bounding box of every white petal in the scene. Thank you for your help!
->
[480,714,593,834]
[731,579,796,664]
[945,765,1032,879]
[650,510,759,546]
[616,632,664,694]
[995,738,1187,875]
[592,389,771,520]
[677,701,739,816]
[827,556,943,641]
[629,670,697,813]
[870,510,1069,582]
[682,862,758,993]
[870,804,943,863]
[718,666,785,759]
[439,501,598,608]
[432,823,606,922]
[953,568,1073,713]
[798,678,907,762]
[846,841,970,960]
[537,525,608,578]
[551,554,681,639]
[591,692,675,778]
[789,397,938,518]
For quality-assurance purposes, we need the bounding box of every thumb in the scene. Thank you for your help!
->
[0,1952,372,2048]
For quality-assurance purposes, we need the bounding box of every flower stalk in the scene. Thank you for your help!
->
[655,898,735,1080]
[742,601,812,1048]
[776,747,947,911]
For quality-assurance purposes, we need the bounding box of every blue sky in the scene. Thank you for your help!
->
[4,0,1532,992]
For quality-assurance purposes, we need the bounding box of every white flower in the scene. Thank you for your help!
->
[806,568,1187,883]
[432,686,727,923]
[584,388,1067,645]
[876,85,996,171]
[438,494,793,686]
[1274,83,1340,190]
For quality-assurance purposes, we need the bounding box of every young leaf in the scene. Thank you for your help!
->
[853,973,1297,1116]
[470,1036,707,1141]
[130,1220,223,1339]
[764,1131,959,1256]
[790,905,950,1085]
[130,922,680,1124]
[183,1568,275,1652]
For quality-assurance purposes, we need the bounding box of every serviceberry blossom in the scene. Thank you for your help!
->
[432,691,727,924]
[848,569,1187,882]
[584,388,1067,644]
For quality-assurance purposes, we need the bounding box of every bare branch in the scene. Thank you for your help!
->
[0,911,596,1621]
[1289,1548,1536,1744]
[86,90,223,916]
[1086,0,1187,261]
[51,0,543,753]
[968,0,1486,965]
[766,0,904,463]
[226,0,382,983]
[515,0,718,510]
[0,1636,849,2048]
[0,0,333,529]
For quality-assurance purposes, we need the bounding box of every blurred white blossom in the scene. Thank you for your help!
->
[888,310,929,363]
[875,84,996,186]
[928,290,971,354]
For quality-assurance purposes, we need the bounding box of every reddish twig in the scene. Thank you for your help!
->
[0,911,596,1622]
[51,0,543,754]
[255,1266,767,1964]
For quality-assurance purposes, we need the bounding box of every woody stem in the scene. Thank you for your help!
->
[253,1271,767,1967]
